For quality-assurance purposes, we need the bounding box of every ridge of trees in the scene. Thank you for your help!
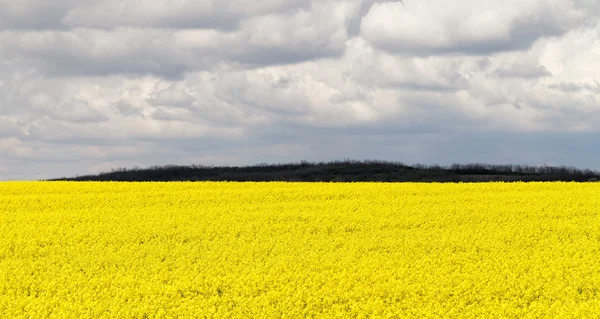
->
[49,160,600,182]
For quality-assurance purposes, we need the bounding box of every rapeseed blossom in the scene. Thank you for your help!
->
[1,182,599,318]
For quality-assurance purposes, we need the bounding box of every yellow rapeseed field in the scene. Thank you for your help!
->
[1,182,600,318]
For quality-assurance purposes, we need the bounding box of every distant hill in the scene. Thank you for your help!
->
[49,160,600,182]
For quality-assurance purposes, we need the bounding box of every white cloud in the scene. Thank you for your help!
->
[360,0,584,55]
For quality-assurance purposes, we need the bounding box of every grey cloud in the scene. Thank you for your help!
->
[111,100,144,117]
[148,85,197,108]
[61,0,309,30]
[347,53,470,91]
[61,5,241,31]
[0,117,24,137]
[53,99,110,123]
[573,0,600,14]
[476,58,492,70]
[548,81,600,92]
[236,129,600,173]
[345,0,403,36]
[197,2,350,66]
[12,127,600,181]
[493,64,552,78]
[149,107,194,122]
[231,45,344,67]
[0,0,78,30]
[215,71,313,116]
[0,29,199,79]
[0,4,349,79]
[0,0,310,31]
[549,82,585,92]
[2,85,106,124]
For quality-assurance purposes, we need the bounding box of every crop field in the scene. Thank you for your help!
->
[1,182,600,318]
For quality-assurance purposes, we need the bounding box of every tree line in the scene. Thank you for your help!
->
[49,160,600,182]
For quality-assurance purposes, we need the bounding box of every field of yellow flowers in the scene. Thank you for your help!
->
[1,182,600,318]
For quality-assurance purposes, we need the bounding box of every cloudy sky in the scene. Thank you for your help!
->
[1,0,600,180]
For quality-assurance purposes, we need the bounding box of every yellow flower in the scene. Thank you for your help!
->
[1,181,600,317]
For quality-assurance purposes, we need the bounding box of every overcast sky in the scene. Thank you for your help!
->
[1,0,600,180]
